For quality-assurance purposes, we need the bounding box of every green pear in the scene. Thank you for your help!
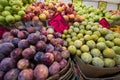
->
[9,0,16,6]
[0,0,9,7]
[18,11,25,16]
[12,5,21,12]
[0,16,5,22]
[14,15,21,21]
[0,5,3,12]
[4,6,12,12]
[2,11,11,17]
[5,15,15,23]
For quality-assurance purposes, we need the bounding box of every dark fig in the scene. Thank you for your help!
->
[61,50,70,59]
[4,68,20,80]
[45,44,54,53]
[10,48,22,60]
[11,38,20,47]
[0,58,16,72]
[18,39,30,49]
[59,59,68,69]
[34,52,44,63]
[18,69,34,80]
[2,32,11,39]
[53,51,62,62]
[34,64,48,80]
[27,33,40,44]
[36,41,46,51]
[0,42,14,56]
[26,26,36,33]
[22,48,36,59]
[0,71,4,80]
[49,61,60,75]
[17,31,28,39]
[41,52,54,66]
[17,59,29,70]
[39,35,47,42]
[10,29,19,37]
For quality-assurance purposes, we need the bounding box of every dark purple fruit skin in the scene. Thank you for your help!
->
[2,38,12,43]
[18,69,34,80]
[34,64,48,80]
[53,51,62,62]
[18,39,30,49]
[50,38,63,46]
[22,48,36,59]
[11,38,20,47]
[17,31,29,39]
[34,52,44,63]
[61,50,70,59]
[10,29,19,37]
[0,53,5,62]
[2,32,11,39]
[36,41,46,51]
[4,68,20,80]
[27,33,40,44]
[0,42,15,56]
[10,48,22,60]
[39,35,47,42]
[0,71,4,80]
[54,32,62,38]
[45,44,54,53]
[0,58,16,72]
[49,61,60,75]
[54,44,63,52]
[27,26,36,33]
[41,53,54,66]
[17,59,29,70]
[59,59,68,69]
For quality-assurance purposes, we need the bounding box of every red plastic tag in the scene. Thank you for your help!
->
[99,18,110,29]
[0,26,9,39]
[48,13,69,33]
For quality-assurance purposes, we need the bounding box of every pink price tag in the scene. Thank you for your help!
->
[99,18,110,29]
[0,26,9,39]
[48,13,69,33]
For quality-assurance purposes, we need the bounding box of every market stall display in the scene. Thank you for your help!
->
[0,0,35,28]
[0,0,120,80]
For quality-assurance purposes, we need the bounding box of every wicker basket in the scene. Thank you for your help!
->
[47,58,74,80]
[74,56,120,78]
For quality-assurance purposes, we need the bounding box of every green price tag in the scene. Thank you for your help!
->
[118,4,120,10]
[45,0,57,3]
[73,0,82,5]
[98,1,107,10]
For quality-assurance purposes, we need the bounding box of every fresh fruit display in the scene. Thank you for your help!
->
[0,25,70,80]
[74,4,120,24]
[110,26,120,33]
[22,2,85,25]
[109,10,120,15]
[0,0,35,25]
[62,22,120,68]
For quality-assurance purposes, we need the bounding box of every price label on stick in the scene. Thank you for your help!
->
[48,13,69,33]
[99,18,110,29]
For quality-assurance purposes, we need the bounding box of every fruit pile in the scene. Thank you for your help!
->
[110,26,120,33]
[74,4,120,24]
[22,2,85,25]
[62,22,120,68]
[109,10,120,15]
[0,0,35,25]
[0,25,70,80]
